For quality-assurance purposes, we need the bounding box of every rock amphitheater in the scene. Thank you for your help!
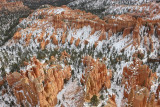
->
[0,1,160,107]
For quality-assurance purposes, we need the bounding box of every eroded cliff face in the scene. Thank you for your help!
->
[81,56,112,101]
[6,56,71,106]
[11,5,110,50]
[0,2,160,107]
[104,2,160,53]
[11,3,160,53]
[122,57,158,107]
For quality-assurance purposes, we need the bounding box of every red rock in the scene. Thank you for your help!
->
[105,95,117,107]
[156,85,160,99]
[45,39,50,46]
[25,33,32,45]
[148,24,154,36]
[156,26,160,41]
[41,40,46,50]
[61,32,66,44]
[84,40,89,45]
[98,29,106,41]
[1,0,7,3]
[6,72,23,86]
[75,38,80,47]
[23,61,29,66]
[13,31,21,40]
[60,51,70,63]
[7,57,71,106]
[132,86,149,107]
[70,36,75,45]
[94,41,98,48]
[82,56,112,101]
[122,58,158,107]
[0,77,4,86]
[144,35,148,46]
[50,35,58,45]
[2,3,160,107]
[108,29,112,40]
[123,27,133,38]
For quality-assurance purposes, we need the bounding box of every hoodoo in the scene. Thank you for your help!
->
[0,1,160,107]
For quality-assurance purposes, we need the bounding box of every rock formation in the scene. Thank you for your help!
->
[103,2,160,51]
[6,57,71,106]
[75,38,80,47]
[105,95,117,107]
[122,57,159,107]
[6,72,23,87]
[81,56,112,101]
[123,27,133,38]
[11,5,111,47]
[0,2,160,107]
[10,3,159,51]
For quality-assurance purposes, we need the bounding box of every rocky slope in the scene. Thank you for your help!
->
[68,0,154,17]
[0,0,30,46]
[6,56,71,106]
[0,1,160,107]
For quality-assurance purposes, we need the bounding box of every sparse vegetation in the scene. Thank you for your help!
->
[90,95,99,106]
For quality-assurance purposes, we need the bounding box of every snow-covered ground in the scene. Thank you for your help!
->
[0,3,160,107]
